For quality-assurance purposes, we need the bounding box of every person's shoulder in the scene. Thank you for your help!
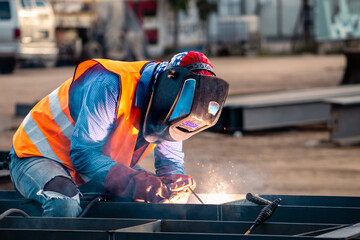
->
[87,64,119,85]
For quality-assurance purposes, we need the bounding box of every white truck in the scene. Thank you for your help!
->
[0,0,58,73]
[51,0,147,62]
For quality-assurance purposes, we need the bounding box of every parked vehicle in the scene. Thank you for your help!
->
[51,0,148,62]
[0,0,58,73]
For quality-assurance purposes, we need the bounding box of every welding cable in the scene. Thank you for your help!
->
[244,198,281,235]
[79,195,106,217]
[0,208,29,221]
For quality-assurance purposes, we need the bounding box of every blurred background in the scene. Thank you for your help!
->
[0,0,360,198]
[2,0,360,68]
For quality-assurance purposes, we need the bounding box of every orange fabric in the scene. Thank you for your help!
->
[30,97,72,164]
[138,144,156,163]
[73,60,98,81]
[13,59,156,185]
[12,122,41,158]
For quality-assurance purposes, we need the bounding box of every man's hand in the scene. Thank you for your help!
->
[160,174,196,203]
[104,163,171,203]
[132,171,171,202]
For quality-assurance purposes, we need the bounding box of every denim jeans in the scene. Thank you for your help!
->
[9,151,84,217]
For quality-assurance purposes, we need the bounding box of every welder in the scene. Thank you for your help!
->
[8,51,229,217]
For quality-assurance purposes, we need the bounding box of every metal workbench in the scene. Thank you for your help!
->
[0,191,359,239]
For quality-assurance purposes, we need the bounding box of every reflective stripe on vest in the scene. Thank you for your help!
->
[48,87,74,140]
[21,87,74,163]
[22,113,61,162]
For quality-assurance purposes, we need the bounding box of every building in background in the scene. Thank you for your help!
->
[133,0,305,56]
[313,0,360,53]
[207,0,303,54]
[5,0,358,67]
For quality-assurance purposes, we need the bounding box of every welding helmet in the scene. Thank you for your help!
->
[143,53,229,143]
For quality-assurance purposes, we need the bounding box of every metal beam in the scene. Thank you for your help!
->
[0,217,341,240]
[0,229,329,240]
[1,192,360,239]
[326,96,360,145]
[221,205,360,224]
[1,197,360,225]
[316,222,360,239]
[0,216,156,230]
[258,194,360,207]
[212,85,360,132]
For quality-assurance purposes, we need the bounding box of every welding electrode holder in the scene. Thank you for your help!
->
[244,198,281,235]
[165,177,205,204]
[167,177,195,192]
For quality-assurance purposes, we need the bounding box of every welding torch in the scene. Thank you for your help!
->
[167,177,205,204]
[244,197,281,235]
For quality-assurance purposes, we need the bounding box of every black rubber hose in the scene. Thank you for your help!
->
[0,208,29,221]
[79,196,105,217]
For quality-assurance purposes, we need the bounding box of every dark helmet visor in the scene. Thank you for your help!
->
[169,79,196,121]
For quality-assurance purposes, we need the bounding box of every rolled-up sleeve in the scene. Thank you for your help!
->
[154,141,185,176]
[70,74,119,185]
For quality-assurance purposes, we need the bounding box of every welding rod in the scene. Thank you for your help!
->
[189,188,205,204]
[244,198,281,235]
[246,193,272,205]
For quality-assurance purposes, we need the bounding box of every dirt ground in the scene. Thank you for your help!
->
[1,54,360,197]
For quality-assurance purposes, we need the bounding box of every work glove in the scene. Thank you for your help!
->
[104,163,171,203]
[160,174,196,203]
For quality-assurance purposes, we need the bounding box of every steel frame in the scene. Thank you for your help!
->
[0,216,345,240]
[0,191,360,239]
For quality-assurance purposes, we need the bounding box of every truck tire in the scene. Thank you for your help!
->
[82,41,104,60]
[0,58,16,74]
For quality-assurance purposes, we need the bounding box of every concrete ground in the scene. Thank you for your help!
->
[1,54,360,198]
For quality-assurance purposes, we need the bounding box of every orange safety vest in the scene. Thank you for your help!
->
[13,59,156,185]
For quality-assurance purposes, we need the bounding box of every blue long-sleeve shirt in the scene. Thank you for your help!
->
[68,62,185,185]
